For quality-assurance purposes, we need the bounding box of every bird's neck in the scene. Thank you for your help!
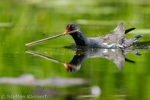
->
[69,55,87,66]
[70,31,89,46]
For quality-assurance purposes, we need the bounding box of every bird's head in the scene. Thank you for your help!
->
[64,63,80,73]
[63,24,80,35]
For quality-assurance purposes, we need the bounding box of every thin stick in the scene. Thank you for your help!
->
[25,29,80,47]
[26,49,64,64]
[25,34,63,47]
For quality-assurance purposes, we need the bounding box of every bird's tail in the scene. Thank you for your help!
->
[125,28,135,34]
[133,35,143,42]
[123,35,142,47]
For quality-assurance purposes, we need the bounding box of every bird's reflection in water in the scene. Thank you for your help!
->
[26,47,141,73]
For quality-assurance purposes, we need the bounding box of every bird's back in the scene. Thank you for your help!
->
[87,22,142,48]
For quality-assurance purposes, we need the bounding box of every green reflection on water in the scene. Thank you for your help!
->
[0,0,150,100]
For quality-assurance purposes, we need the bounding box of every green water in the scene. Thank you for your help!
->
[0,0,150,100]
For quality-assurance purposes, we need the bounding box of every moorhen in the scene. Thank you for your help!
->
[63,22,142,48]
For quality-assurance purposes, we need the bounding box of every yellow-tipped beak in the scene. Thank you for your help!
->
[64,63,66,66]
[64,63,70,72]
[63,32,67,35]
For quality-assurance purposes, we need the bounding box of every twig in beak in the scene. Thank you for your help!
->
[25,29,79,47]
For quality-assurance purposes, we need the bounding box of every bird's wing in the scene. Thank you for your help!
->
[100,22,125,45]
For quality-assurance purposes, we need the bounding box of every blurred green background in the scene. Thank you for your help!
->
[0,0,150,100]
